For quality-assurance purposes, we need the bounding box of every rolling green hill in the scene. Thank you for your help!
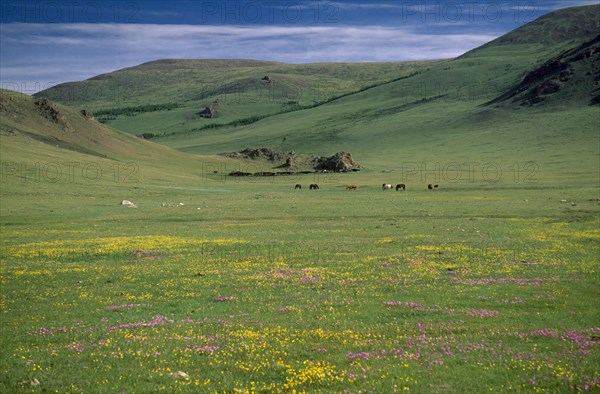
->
[26,4,600,185]
[36,59,437,137]
[144,4,597,181]
[475,4,598,46]
[0,89,236,197]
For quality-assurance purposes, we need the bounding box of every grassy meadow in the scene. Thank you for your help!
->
[1,163,599,392]
[2,4,599,393]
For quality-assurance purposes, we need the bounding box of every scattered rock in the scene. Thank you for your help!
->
[80,109,95,121]
[170,371,189,380]
[121,200,137,208]
[537,79,562,95]
[198,105,217,118]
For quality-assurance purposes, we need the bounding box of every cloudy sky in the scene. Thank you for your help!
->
[1,0,597,93]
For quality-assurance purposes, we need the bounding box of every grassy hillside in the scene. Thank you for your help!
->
[148,5,599,181]
[36,59,438,137]
[475,4,599,47]
[0,89,240,201]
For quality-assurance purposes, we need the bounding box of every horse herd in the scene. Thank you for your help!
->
[294,183,439,190]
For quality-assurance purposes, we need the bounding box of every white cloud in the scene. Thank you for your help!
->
[0,22,500,93]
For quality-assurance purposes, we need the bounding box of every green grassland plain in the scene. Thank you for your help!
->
[1,141,598,392]
[1,4,599,393]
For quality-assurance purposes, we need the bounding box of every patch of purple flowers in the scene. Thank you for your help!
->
[108,315,174,330]
[347,351,372,360]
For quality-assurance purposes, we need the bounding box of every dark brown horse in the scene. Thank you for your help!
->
[295,184,302,189]
[396,184,406,191]
[346,184,357,190]
[310,184,320,190]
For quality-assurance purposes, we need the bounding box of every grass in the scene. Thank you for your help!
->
[37,59,438,137]
[2,4,599,392]
[1,174,599,393]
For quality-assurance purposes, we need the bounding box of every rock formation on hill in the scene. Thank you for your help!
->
[221,148,361,172]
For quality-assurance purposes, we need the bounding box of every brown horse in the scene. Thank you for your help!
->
[309,184,320,190]
[428,184,433,190]
[295,184,302,189]
[346,184,357,190]
[396,183,406,191]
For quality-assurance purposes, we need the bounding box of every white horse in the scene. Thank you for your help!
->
[382,184,393,190]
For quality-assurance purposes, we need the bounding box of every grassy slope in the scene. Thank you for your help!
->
[36,59,438,136]
[158,48,598,181]
[154,5,599,182]
[0,89,238,202]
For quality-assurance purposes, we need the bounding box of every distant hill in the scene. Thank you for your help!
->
[36,59,437,137]
[23,4,600,182]
[476,4,599,47]
[147,5,598,179]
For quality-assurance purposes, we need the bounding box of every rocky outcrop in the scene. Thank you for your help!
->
[80,109,95,121]
[222,148,295,162]
[222,148,361,173]
[485,35,600,107]
[313,151,360,172]
[35,98,71,131]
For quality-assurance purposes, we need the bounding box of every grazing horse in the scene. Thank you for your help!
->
[434,184,439,189]
[428,184,433,190]
[396,183,406,191]
[346,184,357,190]
[382,184,393,190]
[309,184,320,190]
[295,184,302,190]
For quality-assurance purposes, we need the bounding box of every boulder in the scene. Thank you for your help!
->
[198,105,217,118]
[121,200,137,208]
